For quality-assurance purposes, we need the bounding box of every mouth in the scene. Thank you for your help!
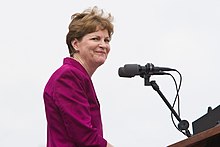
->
[95,51,106,54]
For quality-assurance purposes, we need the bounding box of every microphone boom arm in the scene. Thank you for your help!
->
[143,74,191,137]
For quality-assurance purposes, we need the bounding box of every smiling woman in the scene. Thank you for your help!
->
[43,6,114,147]
[66,6,113,77]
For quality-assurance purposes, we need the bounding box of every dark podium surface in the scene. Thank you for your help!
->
[168,124,220,147]
[192,105,220,135]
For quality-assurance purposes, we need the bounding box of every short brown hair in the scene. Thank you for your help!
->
[66,6,114,57]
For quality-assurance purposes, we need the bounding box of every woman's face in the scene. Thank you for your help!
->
[72,29,111,70]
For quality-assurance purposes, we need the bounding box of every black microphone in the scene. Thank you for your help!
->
[118,63,175,78]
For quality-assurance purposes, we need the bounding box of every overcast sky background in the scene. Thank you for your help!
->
[1,0,220,146]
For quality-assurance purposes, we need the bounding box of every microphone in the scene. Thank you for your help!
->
[118,63,175,78]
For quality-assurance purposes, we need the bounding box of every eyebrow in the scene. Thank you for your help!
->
[89,34,110,39]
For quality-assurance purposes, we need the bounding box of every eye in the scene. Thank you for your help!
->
[91,37,100,41]
[105,38,111,43]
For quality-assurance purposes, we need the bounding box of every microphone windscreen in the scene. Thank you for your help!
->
[118,64,140,77]
[118,67,130,77]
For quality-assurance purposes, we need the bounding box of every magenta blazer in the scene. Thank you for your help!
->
[43,57,107,147]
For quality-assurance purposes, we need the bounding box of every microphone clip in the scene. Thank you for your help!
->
[140,63,168,86]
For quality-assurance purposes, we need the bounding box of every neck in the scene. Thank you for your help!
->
[71,56,96,77]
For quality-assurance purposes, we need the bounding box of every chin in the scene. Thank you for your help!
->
[94,55,108,66]
[96,58,107,66]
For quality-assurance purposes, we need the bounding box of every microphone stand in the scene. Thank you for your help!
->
[142,74,192,137]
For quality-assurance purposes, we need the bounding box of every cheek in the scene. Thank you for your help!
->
[106,49,110,54]
[106,46,110,54]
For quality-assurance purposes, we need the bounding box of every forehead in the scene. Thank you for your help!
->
[86,29,109,38]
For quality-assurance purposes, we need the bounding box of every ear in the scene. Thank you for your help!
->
[71,38,80,50]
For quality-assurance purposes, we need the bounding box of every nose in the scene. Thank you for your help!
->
[99,40,108,49]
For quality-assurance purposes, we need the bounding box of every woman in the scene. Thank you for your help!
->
[43,6,114,147]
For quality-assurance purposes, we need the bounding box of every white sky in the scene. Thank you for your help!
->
[0,0,220,146]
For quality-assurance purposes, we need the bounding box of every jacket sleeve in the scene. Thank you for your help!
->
[53,69,107,147]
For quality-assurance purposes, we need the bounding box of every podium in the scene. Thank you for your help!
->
[168,125,220,147]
